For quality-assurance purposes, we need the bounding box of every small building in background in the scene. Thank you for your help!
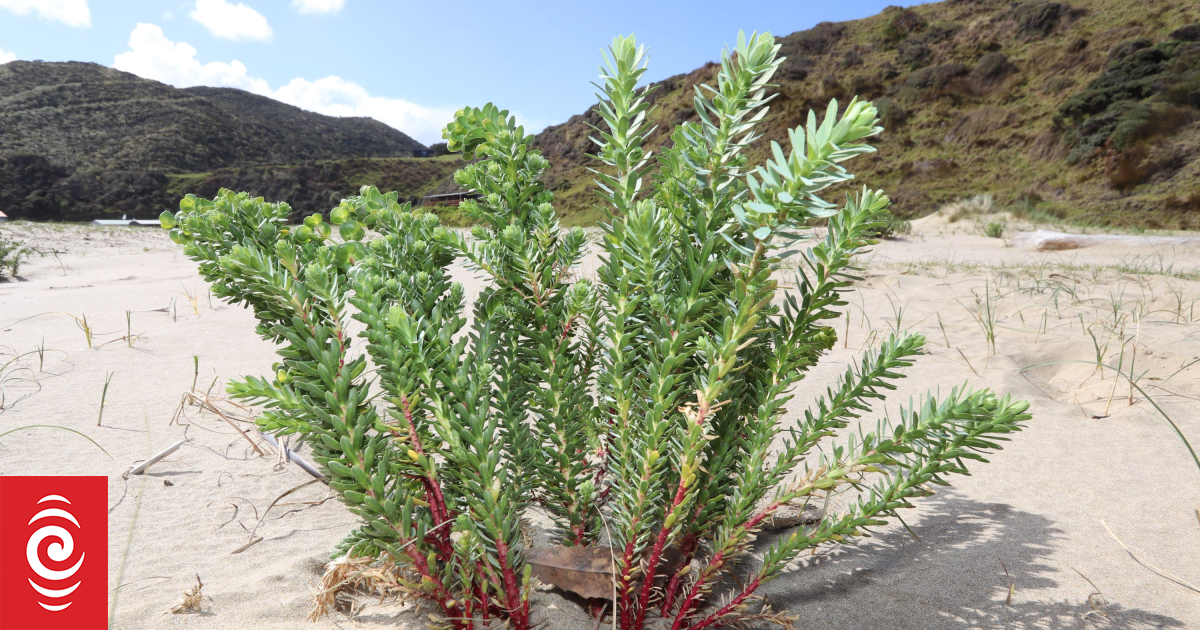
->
[0,211,7,222]
[412,148,436,158]
[90,214,161,227]
[421,191,481,207]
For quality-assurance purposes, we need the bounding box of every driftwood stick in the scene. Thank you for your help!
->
[1010,230,1200,251]
[259,432,325,480]
[129,440,185,475]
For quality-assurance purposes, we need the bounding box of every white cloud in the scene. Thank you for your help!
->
[112,24,453,144]
[114,24,270,94]
[273,77,454,146]
[189,0,272,42]
[291,0,344,15]
[0,0,90,28]
[0,46,16,64]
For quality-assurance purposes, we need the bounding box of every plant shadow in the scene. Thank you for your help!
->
[744,491,1185,629]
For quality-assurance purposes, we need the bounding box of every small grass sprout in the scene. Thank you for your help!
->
[97,371,113,426]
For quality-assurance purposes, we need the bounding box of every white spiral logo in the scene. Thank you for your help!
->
[26,494,85,612]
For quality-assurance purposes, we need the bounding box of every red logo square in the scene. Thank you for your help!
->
[0,477,108,630]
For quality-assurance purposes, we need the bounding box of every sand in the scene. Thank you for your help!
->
[0,218,1197,629]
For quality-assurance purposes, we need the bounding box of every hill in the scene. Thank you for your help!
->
[0,61,439,220]
[532,0,1200,229]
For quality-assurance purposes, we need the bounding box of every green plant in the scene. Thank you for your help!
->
[960,278,1000,355]
[876,215,912,239]
[78,314,93,349]
[97,371,113,426]
[164,32,1029,630]
[983,221,1005,238]
[0,230,37,279]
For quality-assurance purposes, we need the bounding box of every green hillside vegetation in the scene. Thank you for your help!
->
[532,0,1200,229]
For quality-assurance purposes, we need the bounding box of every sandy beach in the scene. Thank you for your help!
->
[0,217,1197,629]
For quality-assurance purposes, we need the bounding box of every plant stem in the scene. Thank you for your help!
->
[97,371,113,426]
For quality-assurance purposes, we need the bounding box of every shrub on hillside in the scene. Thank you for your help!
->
[882,6,926,43]
[1006,1,1072,38]
[1057,36,1200,164]
[779,20,846,58]
[972,52,1017,83]
[906,62,970,89]
[1170,23,1200,42]
[875,96,908,127]
[898,41,932,69]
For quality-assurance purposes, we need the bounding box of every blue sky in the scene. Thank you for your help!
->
[0,0,930,144]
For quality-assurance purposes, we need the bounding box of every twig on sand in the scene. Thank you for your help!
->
[127,440,185,476]
[1101,520,1200,594]
[956,347,980,376]
[258,432,324,480]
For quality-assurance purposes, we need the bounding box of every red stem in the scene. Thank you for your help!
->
[635,482,689,627]
[399,535,468,629]
[495,539,529,630]
[399,394,453,554]
[679,578,761,630]
[474,564,491,623]
[636,400,710,628]
[666,500,786,629]
[660,533,697,615]
[670,549,723,630]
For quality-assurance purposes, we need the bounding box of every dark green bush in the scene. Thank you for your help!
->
[1171,23,1200,42]
[906,62,969,89]
[782,20,846,56]
[875,96,908,127]
[972,52,1017,83]
[881,6,926,43]
[1057,36,1200,164]
[898,41,932,69]
[1007,1,1071,38]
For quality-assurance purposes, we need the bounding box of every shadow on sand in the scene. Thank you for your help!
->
[748,491,1183,629]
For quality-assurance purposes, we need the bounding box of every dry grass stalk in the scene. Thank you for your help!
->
[1073,568,1108,621]
[168,574,205,614]
[230,479,334,554]
[937,194,994,223]
[172,390,265,456]
[999,558,1015,605]
[309,556,408,621]
[1101,520,1200,594]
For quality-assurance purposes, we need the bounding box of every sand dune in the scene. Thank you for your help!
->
[1,220,1197,629]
